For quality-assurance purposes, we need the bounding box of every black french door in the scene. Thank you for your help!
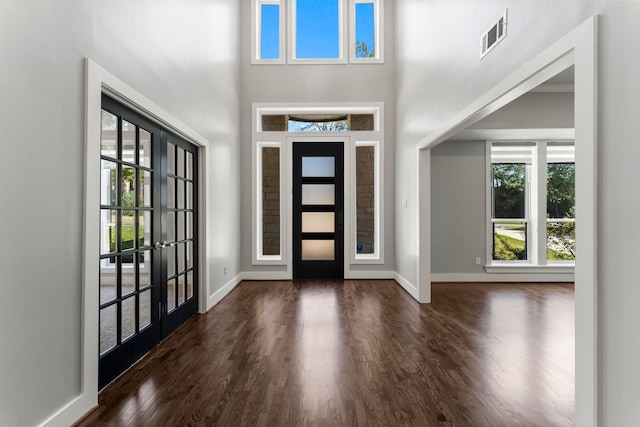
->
[98,95,198,389]
[293,142,344,279]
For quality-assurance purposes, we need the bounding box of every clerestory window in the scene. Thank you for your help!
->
[252,0,384,64]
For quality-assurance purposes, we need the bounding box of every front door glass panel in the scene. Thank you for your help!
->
[302,156,335,177]
[293,143,344,279]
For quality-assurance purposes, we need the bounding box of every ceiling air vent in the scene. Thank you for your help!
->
[480,10,507,59]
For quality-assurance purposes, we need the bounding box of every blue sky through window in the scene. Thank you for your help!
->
[355,3,375,57]
[261,4,280,59]
[296,0,340,59]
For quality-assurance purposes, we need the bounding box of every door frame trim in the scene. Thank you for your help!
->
[44,58,212,427]
[286,136,350,280]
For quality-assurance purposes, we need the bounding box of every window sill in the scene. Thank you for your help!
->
[484,263,574,274]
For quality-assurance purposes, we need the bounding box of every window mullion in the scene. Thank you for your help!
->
[535,142,548,266]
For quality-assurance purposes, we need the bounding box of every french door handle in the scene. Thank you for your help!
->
[153,241,177,249]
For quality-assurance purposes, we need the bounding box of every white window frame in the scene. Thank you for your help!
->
[289,0,348,64]
[252,103,384,274]
[485,140,575,273]
[350,140,384,263]
[252,0,286,64]
[349,0,384,63]
[251,0,384,64]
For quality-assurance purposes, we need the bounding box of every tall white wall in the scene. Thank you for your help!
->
[397,0,640,424]
[238,1,397,274]
[0,1,240,425]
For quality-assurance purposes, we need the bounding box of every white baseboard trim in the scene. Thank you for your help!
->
[345,270,395,279]
[206,273,243,311]
[39,394,96,427]
[394,272,419,301]
[241,271,291,281]
[431,273,575,282]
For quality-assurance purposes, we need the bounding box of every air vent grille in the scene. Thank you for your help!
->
[481,10,507,59]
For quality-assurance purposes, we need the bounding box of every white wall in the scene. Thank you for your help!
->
[470,92,575,129]
[0,1,240,425]
[431,141,486,273]
[238,1,397,274]
[397,0,640,424]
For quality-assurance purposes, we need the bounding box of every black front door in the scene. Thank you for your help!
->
[293,142,344,279]
[98,95,199,389]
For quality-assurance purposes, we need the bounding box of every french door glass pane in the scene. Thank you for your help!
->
[100,209,117,255]
[167,211,176,242]
[186,152,193,179]
[121,210,135,252]
[139,289,151,330]
[100,268,116,305]
[177,146,185,177]
[177,179,185,209]
[139,250,151,288]
[122,262,136,297]
[121,166,135,207]
[167,245,176,277]
[178,243,185,273]
[167,143,175,175]
[167,279,176,311]
[302,240,334,260]
[121,296,136,341]
[187,212,193,239]
[101,111,118,158]
[122,121,136,164]
[177,212,185,242]
[186,182,193,209]
[100,161,117,206]
[100,305,117,355]
[139,129,151,168]
[187,271,194,299]
[302,156,335,177]
[167,177,175,209]
[187,241,193,269]
[140,211,151,248]
[178,274,185,305]
[139,171,152,208]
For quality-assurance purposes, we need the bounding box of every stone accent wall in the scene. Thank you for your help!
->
[262,115,286,131]
[262,147,280,255]
[356,146,375,253]
[350,114,374,131]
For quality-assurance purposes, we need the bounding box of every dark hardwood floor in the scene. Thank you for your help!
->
[76,280,574,426]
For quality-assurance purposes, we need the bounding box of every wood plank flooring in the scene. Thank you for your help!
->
[75,280,574,426]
